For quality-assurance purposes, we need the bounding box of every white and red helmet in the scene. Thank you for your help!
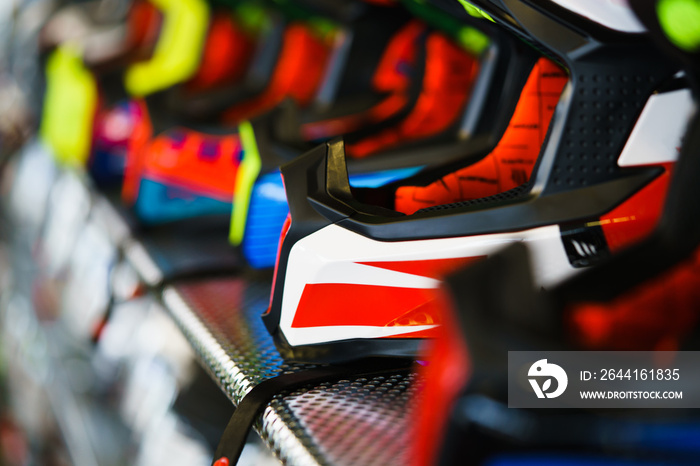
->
[264,0,697,363]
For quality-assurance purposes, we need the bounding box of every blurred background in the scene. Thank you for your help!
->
[0,0,698,465]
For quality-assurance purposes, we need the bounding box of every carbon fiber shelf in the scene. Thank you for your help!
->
[162,279,419,466]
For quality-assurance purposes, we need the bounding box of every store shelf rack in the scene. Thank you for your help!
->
[2,143,421,466]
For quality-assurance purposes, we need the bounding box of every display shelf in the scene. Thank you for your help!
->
[89,195,242,288]
[4,148,421,465]
[103,191,421,464]
[162,279,418,466]
[124,218,243,287]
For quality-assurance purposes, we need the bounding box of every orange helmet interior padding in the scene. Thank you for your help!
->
[301,20,425,140]
[345,32,480,159]
[126,0,163,60]
[222,23,334,124]
[185,12,256,93]
[569,246,700,352]
[394,58,568,214]
[371,20,424,94]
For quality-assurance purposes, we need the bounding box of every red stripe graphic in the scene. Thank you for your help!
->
[358,256,484,280]
[291,283,439,328]
[290,257,484,330]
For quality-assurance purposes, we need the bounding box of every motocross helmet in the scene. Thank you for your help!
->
[40,0,161,168]
[552,0,700,353]
[121,0,490,227]
[417,3,700,461]
[96,0,267,186]
[119,0,344,218]
[41,0,261,180]
[414,98,700,466]
[40,0,210,169]
[265,0,697,363]
[414,244,700,466]
[233,0,513,268]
